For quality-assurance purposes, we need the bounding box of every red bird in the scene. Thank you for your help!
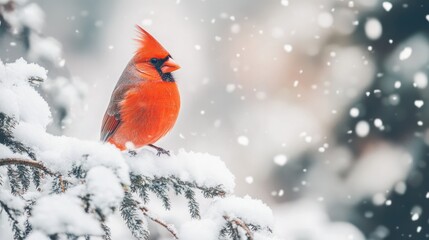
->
[100,26,180,155]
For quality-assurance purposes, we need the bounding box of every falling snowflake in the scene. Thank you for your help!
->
[414,100,424,108]
[273,154,288,166]
[355,121,370,137]
[237,136,249,146]
[382,2,393,12]
[283,44,293,53]
[365,18,382,40]
[399,47,412,60]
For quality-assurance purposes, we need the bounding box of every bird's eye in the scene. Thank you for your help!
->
[150,58,158,65]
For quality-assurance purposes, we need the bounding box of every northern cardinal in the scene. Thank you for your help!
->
[100,26,180,155]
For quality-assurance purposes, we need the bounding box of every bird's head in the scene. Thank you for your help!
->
[133,26,180,82]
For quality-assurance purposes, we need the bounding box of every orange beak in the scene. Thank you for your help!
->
[161,57,181,73]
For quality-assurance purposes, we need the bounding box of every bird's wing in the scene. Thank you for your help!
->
[100,111,121,142]
[100,60,143,142]
[100,81,138,142]
[100,82,135,142]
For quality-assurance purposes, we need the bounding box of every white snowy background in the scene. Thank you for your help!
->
[1,0,429,239]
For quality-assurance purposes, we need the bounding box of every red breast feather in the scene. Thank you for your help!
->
[110,81,180,149]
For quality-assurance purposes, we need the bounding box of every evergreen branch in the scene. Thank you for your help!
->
[101,222,112,240]
[184,189,200,219]
[170,176,226,198]
[0,158,54,176]
[0,158,67,194]
[7,166,22,194]
[23,200,35,238]
[223,215,254,240]
[31,168,42,189]
[148,178,171,210]
[16,165,30,192]
[130,174,149,203]
[140,207,179,239]
[0,200,24,240]
[0,113,36,160]
[120,192,149,240]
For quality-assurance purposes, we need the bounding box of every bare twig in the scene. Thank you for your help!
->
[0,158,54,176]
[223,215,254,240]
[58,175,65,193]
[140,206,179,239]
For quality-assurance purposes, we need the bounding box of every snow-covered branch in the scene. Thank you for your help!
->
[0,0,87,133]
[140,206,179,239]
[223,215,255,240]
[0,158,54,176]
[0,58,277,240]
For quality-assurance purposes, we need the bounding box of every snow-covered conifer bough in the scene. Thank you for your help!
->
[0,59,280,239]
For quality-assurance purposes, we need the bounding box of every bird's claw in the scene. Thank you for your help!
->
[128,150,137,157]
[149,144,170,156]
[156,149,170,156]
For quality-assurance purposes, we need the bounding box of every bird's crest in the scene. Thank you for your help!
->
[134,25,169,61]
